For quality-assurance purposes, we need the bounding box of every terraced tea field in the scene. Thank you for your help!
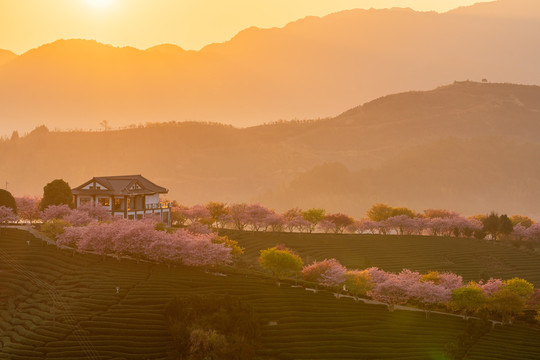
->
[1,228,540,359]
[222,230,540,286]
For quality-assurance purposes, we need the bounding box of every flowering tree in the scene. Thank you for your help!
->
[409,281,451,309]
[0,206,18,224]
[64,209,94,226]
[42,204,72,222]
[229,203,249,230]
[54,218,232,266]
[302,259,346,288]
[246,204,273,231]
[187,222,213,235]
[437,272,464,291]
[369,273,411,311]
[174,230,232,266]
[365,267,390,284]
[317,220,335,234]
[285,216,311,233]
[324,213,354,234]
[15,196,41,223]
[479,278,503,295]
[356,219,379,234]
[263,212,285,232]
[57,226,87,247]
[77,203,112,222]
[183,204,211,224]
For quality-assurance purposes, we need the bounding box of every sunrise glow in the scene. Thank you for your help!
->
[86,0,114,8]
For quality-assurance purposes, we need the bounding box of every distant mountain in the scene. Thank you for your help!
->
[449,0,540,18]
[1,0,540,135]
[1,81,540,218]
[0,49,16,66]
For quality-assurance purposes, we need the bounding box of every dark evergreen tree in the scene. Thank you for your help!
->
[482,212,514,240]
[41,179,73,210]
[482,212,500,240]
[499,214,514,237]
[0,189,17,214]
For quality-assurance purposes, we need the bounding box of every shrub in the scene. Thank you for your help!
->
[41,219,71,240]
[165,294,261,360]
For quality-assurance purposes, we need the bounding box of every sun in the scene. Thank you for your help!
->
[86,0,114,8]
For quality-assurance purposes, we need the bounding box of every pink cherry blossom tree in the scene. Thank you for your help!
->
[409,281,451,311]
[0,206,18,224]
[263,212,285,232]
[317,219,335,234]
[479,278,503,295]
[245,204,273,231]
[324,213,354,234]
[64,209,94,226]
[368,273,411,311]
[285,216,311,233]
[42,204,72,222]
[302,258,347,288]
[183,204,211,224]
[76,202,112,222]
[15,196,41,223]
[437,272,464,291]
[356,219,379,234]
[229,203,250,230]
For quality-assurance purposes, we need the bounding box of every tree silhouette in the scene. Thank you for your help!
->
[41,179,73,210]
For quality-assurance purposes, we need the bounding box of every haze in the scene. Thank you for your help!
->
[1,0,480,55]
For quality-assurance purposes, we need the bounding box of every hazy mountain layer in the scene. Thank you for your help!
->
[2,81,539,218]
[1,0,540,134]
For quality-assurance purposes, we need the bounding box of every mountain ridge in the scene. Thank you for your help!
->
[1,0,540,135]
[2,81,539,218]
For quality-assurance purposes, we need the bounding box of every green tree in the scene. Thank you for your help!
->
[0,189,17,214]
[302,208,326,233]
[41,219,71,240]
[499,214,513,237]
[502,278,534,299]
[390,207,417,218]
[41,179,73,210]
[367,203,393,221]
[487,278,534,323]
[211,235,244,261]
[488,289,525,323]
[482,212,513,240]
[450,285,486,318]
[205,201,229,228]
[344,270,374,299]
[258,246,303,283]
[510,215,535,228]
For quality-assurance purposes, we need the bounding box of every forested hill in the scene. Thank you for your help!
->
[1,0,540,134]
[2,81,540,218]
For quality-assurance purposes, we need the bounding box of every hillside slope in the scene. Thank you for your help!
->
[1,228,540,359]
[1,81,540,217]
[1,0,540,134]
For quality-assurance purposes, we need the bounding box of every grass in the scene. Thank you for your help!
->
[221,230,540,286]
[0,228,539,359]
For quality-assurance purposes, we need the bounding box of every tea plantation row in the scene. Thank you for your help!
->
[0,228,539,359]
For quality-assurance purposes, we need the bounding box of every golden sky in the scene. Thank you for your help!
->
[1,0,480,54]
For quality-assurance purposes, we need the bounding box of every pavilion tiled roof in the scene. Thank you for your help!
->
[72,175,168,196]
